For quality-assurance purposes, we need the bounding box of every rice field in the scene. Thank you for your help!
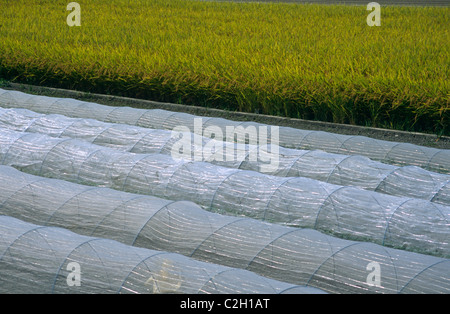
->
[208,0,450,6]
[0,0,448,134]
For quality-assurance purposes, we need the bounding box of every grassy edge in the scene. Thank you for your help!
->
[2,81,449,149]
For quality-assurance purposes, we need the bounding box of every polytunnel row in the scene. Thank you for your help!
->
[0,215,325,294]
[0,129,449,258]
[0,166,449,294]
[0,88,449,174]
[0,107,448,204]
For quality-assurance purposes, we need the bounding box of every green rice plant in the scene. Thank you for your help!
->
[0,0,448,134]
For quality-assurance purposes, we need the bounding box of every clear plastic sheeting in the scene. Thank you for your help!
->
[0,166,449,294]
[0,130,449,258]
[0,107,448,205]
[0,88,448,174]
[0,215,323,294]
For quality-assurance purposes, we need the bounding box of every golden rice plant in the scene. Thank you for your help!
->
[0,0,448,134]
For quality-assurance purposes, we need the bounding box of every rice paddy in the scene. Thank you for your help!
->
[0,0,448,134]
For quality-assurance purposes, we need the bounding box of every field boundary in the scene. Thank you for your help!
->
[4,82,449,149]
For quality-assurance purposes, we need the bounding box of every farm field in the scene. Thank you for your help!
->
[0,0,448,135]
[0,88,449,294]
[207,0,450,6]
[0,0,450,295]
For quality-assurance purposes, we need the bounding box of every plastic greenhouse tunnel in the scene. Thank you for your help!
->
[0,129,449,258]
[0,107,448,204]
[0,214,325,294]
[0,87,449,295]
[0,166,449,294]
[0,88,449,174]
